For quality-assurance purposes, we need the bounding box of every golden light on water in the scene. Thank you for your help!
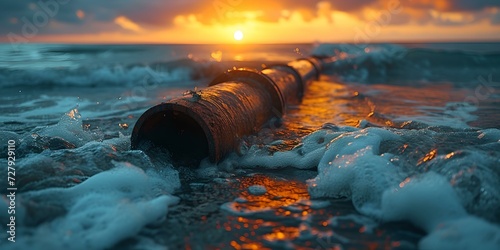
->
[418,149,438,165]
[232,174,309,212]
[220,174,401,249]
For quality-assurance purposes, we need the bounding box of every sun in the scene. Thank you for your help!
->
[233,30,244,41]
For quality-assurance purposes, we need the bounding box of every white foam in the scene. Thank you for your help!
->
[305,127,500,249]
[0,96,140,124]
[308,127,402,217]
[382,172,500,250]
[419,217,500,250]
[1,162,179,250]
[248,185,267,195]
[381,172,467,232]
[210,128,354,171]
[312,43,407,83]
[222,124,500,249]
[34,109,97,147]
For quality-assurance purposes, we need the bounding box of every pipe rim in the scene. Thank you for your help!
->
[295,57,322,80]
[265,64,305,101]
[209,68,285,115]
[131,102,218,162]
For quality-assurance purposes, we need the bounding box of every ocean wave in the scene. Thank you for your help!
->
[0,58,223,87]
[1,43,498,87]
[313,43,500,85]
[42,46,147,55]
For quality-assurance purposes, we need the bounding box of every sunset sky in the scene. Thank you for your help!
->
[2,0,500,44]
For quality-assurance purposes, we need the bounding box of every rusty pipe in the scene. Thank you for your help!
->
[131,57,323,163]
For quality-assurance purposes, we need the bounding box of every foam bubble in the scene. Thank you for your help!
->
[382,172,500,250]
[35,109,97,147]
[213,128,353,170]
[308,127,402,217]
[1,162,179,250]
[248,185,267,195]
[419,217,500,250]
[306,127,500,249]
[381,172,467,231]
[223,124,500,249]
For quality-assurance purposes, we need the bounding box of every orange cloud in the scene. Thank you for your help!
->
[1,0,499,43]
[114,16,143,32]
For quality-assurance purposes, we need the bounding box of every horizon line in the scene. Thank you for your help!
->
[1,39,500,46]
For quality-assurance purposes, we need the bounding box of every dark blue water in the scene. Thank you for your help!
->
[0,43,499,249]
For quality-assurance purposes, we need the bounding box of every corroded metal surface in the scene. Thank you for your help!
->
[131,81,273,162]
[131,57,324,163]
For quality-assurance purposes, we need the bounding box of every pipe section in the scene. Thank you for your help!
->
[131,57,322,163]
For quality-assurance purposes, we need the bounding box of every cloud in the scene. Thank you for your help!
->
[114,16,143,32]
[409,0,499,12]
[1,0,500,40]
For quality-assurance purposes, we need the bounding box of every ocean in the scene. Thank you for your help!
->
[0,42,499,249]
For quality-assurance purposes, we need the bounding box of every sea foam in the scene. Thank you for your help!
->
[215,125,500,249]
[0,162,179,250]
[0,110,181,250]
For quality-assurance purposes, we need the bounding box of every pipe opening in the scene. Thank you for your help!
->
[135,109,210,164]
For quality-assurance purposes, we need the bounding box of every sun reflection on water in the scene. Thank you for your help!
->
[213,174,422,249]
